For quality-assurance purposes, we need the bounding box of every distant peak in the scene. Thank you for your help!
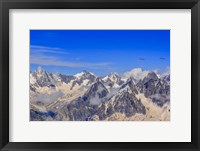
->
[82,70,88,73]
[126,78,135,85]
[96,77,102,82]
[74,70,95,78]
[109,72,118,75]
[82,70,95,76]
[37,66,43,70]
[36,66,45,73]
[108,72,119,79]
[147,71,157,76]
[146,71,159,80]
[127,77,133,82]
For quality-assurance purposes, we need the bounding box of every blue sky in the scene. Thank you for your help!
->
[30,30,170,76]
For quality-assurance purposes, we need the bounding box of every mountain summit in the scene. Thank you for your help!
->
[30,68,170,121]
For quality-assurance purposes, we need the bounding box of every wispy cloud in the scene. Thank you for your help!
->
[30,54,112,69]
[30,45,69,55]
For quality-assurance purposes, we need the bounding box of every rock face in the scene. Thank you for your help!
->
[30,67,96,91]
[30,67,170,121]
[119,78,138,95]
[30,67,53,87]
[63,80,108,121]
[105,78,145,118]
[30,109,57,121]
[64,93,145,121]
[107,92,145,117]
[136,72,170,107]
[83,80,109,105]
[62,78,145,121]
[59,74,75,84]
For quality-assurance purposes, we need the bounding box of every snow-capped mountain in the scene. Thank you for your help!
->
[102,72,124,88]
[30,67,96,91]
[106,91,146,117]
[136,72,170,106]
[30,67,170,121]
[104,78,146,118]
[142,71,159,83]
[82,79,109,105]
[119,78,138,94]
[70,70,96,90]
[62,78,146,121]
[30,67,55,88]
[58,74,75,84]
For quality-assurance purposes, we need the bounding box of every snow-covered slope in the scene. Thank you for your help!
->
[83,79,109,105]
[30,67,170,121]
[102,72,124,88]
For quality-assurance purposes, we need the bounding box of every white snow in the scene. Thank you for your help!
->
[30,74,36,84]
[52,73,61,82]
[82,79,89,85]
[74,71,95,79]
[112,83,120,88]
[74,72,84,78]
[89,72,95,76]
[118,85,132,93]
[102,75,109,81]
[102,73,120,86]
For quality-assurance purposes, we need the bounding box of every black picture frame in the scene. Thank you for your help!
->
[0,0,200,151]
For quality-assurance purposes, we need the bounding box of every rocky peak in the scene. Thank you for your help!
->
[108,72,119,79]
[102,72,123,87]
[35,66,46,75]
[147,72,159,80]
[163,74,170,82]
[74,70,95,79]
[119,78,138,94]
[82,80,109,104]
[142,71,159,84]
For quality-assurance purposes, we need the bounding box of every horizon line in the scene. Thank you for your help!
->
[30,66,170,77]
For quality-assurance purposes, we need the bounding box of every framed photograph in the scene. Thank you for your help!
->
[0,0,200,151]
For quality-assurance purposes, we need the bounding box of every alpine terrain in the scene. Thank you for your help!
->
[30,67,170,121]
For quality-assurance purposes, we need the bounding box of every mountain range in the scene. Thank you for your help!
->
[30,67,170,121]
